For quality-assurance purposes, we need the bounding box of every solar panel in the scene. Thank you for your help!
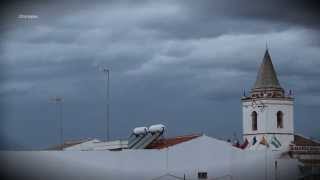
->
[131,132,162,149]
[128,134,146,149]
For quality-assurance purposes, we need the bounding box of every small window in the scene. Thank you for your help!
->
[252,111,257,131]
[198,172,208,179]
[277,111,283,128]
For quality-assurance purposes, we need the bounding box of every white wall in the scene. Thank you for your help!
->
[230,149,300,180]
[2,135,300,180]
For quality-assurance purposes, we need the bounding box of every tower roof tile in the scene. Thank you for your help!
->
[253,49,282,90]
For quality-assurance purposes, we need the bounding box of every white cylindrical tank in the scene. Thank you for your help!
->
[148,124,166,133]
[133,127,148,135]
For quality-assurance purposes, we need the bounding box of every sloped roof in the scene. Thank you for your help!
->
[253,49,282,90]
[46,138,93,150]
[294,134,320,146]
[146,134,201,149]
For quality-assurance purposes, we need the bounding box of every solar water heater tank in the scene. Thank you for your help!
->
[133,127,148,135]
[148,124,166,133]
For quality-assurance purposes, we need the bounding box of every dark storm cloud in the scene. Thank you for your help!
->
[181,0,320,29]
[133,0,320,41]
[4,0,319,41]
[1,0,320,149]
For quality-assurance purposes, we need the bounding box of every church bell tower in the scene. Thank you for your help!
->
[242,49,294,148]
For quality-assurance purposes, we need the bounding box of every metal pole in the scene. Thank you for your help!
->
[59,100,63,150]
[55,100,60,149]
[106,69,110,141]
[102,68,110,142]
[51,96,63,150]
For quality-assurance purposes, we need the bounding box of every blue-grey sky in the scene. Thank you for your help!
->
[1,0,320,149]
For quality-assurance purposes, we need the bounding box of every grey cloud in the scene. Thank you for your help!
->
[133,0,320,41]
[1,0,320,149]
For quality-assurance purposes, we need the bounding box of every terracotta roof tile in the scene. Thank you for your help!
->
[294,134,320,146]
[253,49,282,90]
[146,134,201,149]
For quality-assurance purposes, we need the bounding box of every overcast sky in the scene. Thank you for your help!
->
[1,0,320,149]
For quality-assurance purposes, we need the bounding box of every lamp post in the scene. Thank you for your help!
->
[101,68,110,142]
[50,96,64,150]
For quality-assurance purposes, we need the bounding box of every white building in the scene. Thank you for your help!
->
[3,135,301,180]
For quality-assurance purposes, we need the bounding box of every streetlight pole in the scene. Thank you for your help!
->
[102,68,110,142]
[51,96,64,150]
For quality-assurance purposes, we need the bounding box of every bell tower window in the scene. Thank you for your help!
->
[251,111,257,131]
[277,111,283,128]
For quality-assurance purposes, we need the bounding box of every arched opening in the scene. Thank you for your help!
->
[277,111,283,128]
[251,111,257,131]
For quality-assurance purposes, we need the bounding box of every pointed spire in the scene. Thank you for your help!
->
[253,49,282,89]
